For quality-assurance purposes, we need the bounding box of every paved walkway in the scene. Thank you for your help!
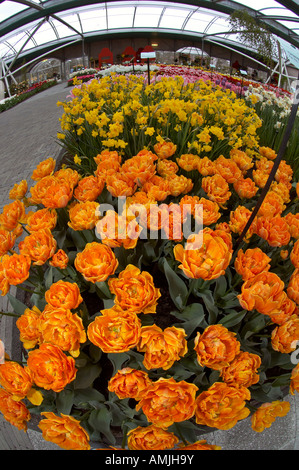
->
[0,80,299,450]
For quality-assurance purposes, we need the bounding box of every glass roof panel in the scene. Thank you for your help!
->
[0,1,27,22]
[78,8,107,33]
[33,21,58,45]
[108,6,135,29]
[134,5,164,27]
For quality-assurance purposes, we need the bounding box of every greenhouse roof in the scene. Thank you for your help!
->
[0,0,298,64]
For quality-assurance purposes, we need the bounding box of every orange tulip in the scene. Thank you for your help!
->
[121,152,157,186]
[259,146,277,160]
[255,215,290,247]
[194,324,240,370]
[257,192,285,218]
[74,175,105,202]
[174,228,232,280]
[237,271,286,316]
[45,280,83,310]
[106,172,136,197]
[157,158,179,177]
[26,208,57,233]
[153,140,177,159]
[197,156,217,176]
[87,306,141,353]
[251,401,290,433]
[108,367,152,400]
[233,177,258,199]
[202,174,231,208]
[178,440,221,450]
[287,269,299,304]
[166,174,193,197]
[0,388,31,431]
[16,306,42,349]
[0,229,16,256]
[229,205,256,242]
[177,153,201,172]
[215,155,242,184]
[220,351,261,388]
[198,197,221,226]
[38,412,90,450]
[195,382,250,430]
[230,148,254,174]
[9,180,28,200]
[68,201,99,231]
[137,325,188,370]
[271,314,299,353]
[27,343,77,392]
[95,210,140,249]
[234,248,271,281]
[49,249,69,269]
[0,361,33,401]
[38,308,86,357]
[143,175,171,201]
[127,425,179,451]
[19,228,57,265]
[0,200,26,231]
[108,264,161,314]
[136,377,198,429]
[285,212,299,239]
[290,363,299,395]
[31,158,56,181]
[1,253,31,286]
[74,242,118,283]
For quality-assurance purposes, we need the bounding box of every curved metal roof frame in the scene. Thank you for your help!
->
[0,0,298,79]
[0,0,298,47]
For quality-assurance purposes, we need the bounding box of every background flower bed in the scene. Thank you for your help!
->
[0,69,298,450]
[0,79,57,113]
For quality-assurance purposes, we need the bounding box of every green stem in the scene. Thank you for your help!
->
[0,311,21,317]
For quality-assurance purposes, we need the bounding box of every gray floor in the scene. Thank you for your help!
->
[0,81,299,450]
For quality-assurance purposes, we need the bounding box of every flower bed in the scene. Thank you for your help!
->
[0,79,57,113]
[0,72,299,451]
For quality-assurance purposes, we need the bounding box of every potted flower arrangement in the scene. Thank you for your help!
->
[0,72,298,451]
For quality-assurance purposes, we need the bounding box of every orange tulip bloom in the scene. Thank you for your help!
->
[16,306,42,349]
[290,363,299,395]
[49,249,69,269]
[174,228,232,280]
[19,228,57,265]
[259,146,277,160]
[230,148,254,174]
[38,308,86,357]
[108,264,161,314]
[215,155,242,184]
[1,253,31,286]
[157,158,179,177]
[195,382,250,430]
[136,377,198,429]
[233,177,258,199]
[121,152,157,186]
[38,412,90,450]
[68,201,99,231]
[234,248,271,281]
[108,367,152,400]
[87,307,141,353]
[269,295,296,325]
[194,324,240,370]
[229,205,256,242]
[9,180,28,200]
[137,325,188,370]
[0,229,16,256]
[34,176,73,209]
[0,361,33,401]
[0,262,9,296]
[94,149,122,166]
[220,351,261,388]
[285,212,299,239]
[27,343,77,392]
[177,153,201,172]
[153,140,177,159]
[74,175,105,202]
[143,175,171,201]
[166,174,193,197]
[255,215,290,247]
[31,158,56,181]
[198,197,221,226]
[74,242,118,283]
[271,314,299,353]
[0,199,26,231]
[287,269,299,304]
[26,208,57,233]
[54,167,80,189]
[257,192,285,218]
[0,388,31,431]
[237,271,286,316]
[197,156,217,176]
[45,280,83,310]
[127,425,179,451]
[178,440,221,450]
[106,172,136,197]
[95,210,140,249]
[251,401,290,433]
[202,174,231,208]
